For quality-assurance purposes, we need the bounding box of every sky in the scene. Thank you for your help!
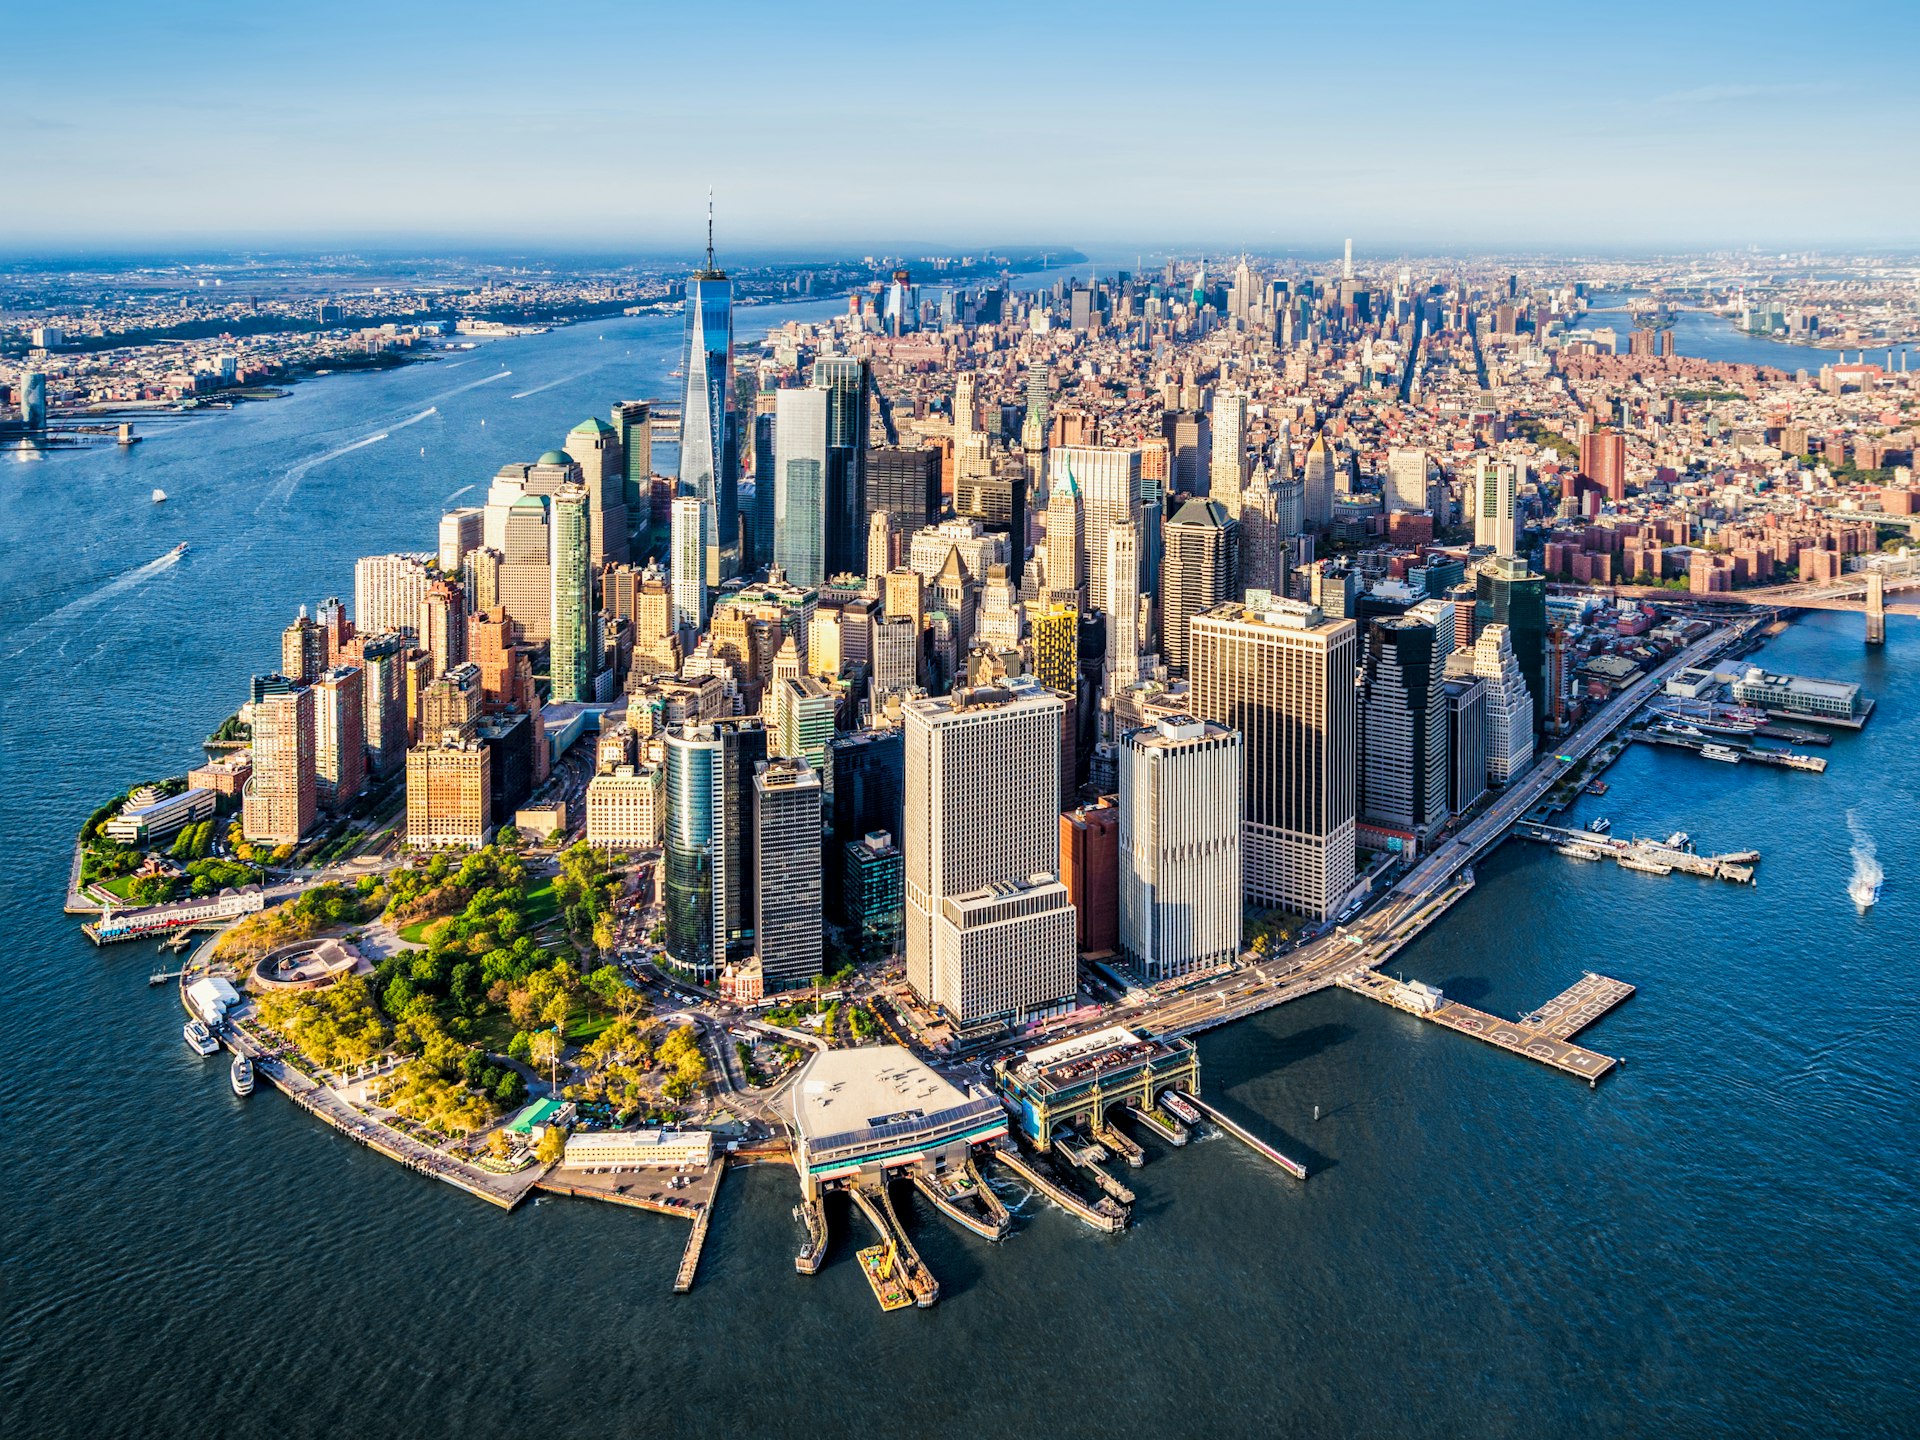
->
[8,0,1920,256]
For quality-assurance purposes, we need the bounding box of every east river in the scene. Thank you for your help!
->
[3,299,1916,1437]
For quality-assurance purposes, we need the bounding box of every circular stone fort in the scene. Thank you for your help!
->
[252,937,370,991]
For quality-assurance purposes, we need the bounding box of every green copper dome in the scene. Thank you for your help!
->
[536,449,571,465]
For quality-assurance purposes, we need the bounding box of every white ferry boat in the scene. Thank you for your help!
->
[183,1020,219,1056]
[1587,817,1612,834]
[230,1054,254,1096]
[1700,744,1743,763]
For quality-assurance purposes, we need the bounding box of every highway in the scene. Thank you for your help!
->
[1024,617,1758,1050]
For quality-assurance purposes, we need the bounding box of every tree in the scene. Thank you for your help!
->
[487,1129,512,1160]
[529,1029,562,1073]
[534,1126,567,1165]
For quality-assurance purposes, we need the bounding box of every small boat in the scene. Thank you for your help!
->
[1665,832,1691,849]
[1584,780,1610,796]
[230,1054,255,1096]
[184,1020,220,1056]
[152,488,167,503]
[1701,744,1742,763]
[169,541,189,558]
[1587,817,1612,834]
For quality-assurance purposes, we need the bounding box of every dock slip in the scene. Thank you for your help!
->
[1516,822,1759,883]
[1337,970,1631,1086]
[1636,729,1826,773]
[1165,1090,1308,1180]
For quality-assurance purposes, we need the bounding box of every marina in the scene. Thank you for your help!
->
[1516,821,1761,883]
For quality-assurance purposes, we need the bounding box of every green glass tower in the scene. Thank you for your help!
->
[549,485,595,702]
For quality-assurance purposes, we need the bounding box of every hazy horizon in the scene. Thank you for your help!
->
[10,0,1919,253]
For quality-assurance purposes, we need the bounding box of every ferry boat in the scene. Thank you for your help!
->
[1587,817,1612,834]
[1650,704,1760,737]
[183,1020,220,1056]
[1160,1091,1203,1126]
[1584,780,1610,796]
[1700,744,1743,763]
[1665,832,1691,849]
[230,1054,254,1096]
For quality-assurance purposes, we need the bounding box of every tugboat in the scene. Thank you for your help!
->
[230,1053,255,1096]
[183,1019,220,1056]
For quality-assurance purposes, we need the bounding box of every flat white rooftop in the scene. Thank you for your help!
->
[1026,1025,1143,1068]
[792,1045,969,1142]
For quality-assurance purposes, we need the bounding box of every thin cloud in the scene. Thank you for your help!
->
[1656,82,1831,105]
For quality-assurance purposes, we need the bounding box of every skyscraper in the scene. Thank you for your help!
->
[753,757,824,993]
[420,578,467,677]
[438,506,484,575]
[1104,521,1140,694]
[549,485,595,703]
[313,665,366,814]
[1162,498,1241,673]
[499,497,551,644]
[1190,598,1358,919]
[1239,457,1284,598]
[357,632,409,779]
[670,495,708,636]
[1474,456,1519,556]
[243,681,315,846]
[1469,624,1535,785]
[814,355,871,579]
[866,445,941,534]
[281,608,327,685]
[1043,478,1084,604]
[679,202,736,583]
[774,386,829,587]
[610,400,652,552]
[1302,434,1338,529]
[903,681,1072,1028]
[1048,445,1139,614]
[1385,448,1429,514]
[1118,715,1243,981]
[565,416,630,569]
[1359,615,1450,835]
[1475,555,1547,736]
[1580,428,1627,502]
[353,553,433,638]
[663,718,767,981]
[1209,389,1248,517]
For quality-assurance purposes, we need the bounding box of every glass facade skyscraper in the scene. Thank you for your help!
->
[774,387,829,588]
[548,485,594,702]
[813,356,870,580]
[679,259,735,584]
[663,718,767,981]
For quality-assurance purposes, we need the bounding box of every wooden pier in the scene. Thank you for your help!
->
[673,1192,715,1294]
[1340,969,1631,1085]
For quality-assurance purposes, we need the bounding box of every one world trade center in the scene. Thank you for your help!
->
[679,196,737,583]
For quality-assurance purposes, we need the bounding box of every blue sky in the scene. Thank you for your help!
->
[8,0,1919,254]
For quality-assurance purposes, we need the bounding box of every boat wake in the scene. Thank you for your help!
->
[442,482,476,503]
[422,368,512,406]
[260,429,392,509]
[388,406,438,434]
[510,371,593,400]
[1847,811,1883,910]
[4,547,186,659]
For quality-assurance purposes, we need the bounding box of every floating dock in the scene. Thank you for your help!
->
[1165,1090,1308,1180]
[793,1195,828,1274]
[911,1158,1012,1240]
[988,1144,1128,1233]
[1052,1133,1137,1205]
[1517,822,1760,883]
[1339,969,1631,1085]
[1124,1101,1190,1147]
[847,1181,939,1308]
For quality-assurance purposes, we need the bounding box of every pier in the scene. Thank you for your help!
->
[988,1144,1128,1233]
[1165,1090,1308,1180]
[1091,1114,1146,1168]
[1052,1133,1137,1205]
[794,1195,829,1274]
[847,1181,939,1307]
[912,1157,1012,1240]
[1338,969,1630,1085]
[673,1194,715,1294]
[1636,729,1827,772]
[1515,822,1760,883]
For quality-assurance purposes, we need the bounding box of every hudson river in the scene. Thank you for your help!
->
[3,302,1915,1437]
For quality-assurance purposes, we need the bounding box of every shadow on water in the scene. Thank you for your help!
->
[1268,1021,1358,1067]
[1434,975,1493,1006]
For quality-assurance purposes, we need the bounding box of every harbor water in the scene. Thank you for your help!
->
[3,310,1916,1437]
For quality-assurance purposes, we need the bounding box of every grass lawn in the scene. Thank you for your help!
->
[398,916,450,945]
[469,999,621,1055]
[522,877,559,926]
[98,876,142,900]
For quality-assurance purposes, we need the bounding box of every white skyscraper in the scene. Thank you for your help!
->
[1118,715,1243,981]
[1302,434,1338,530]
[1386,448,1429,514]
[1209,390,1249,518]
[670,495,708,635]
[353,553,433,638]
[1475,456,1519,557]
[1190,597,1358,920]
[903,680,1071,1028]
[1105,520,1140,693]
[1043,480,1084,605]
[1048,445,1140,615]
[1469,623,1535,785]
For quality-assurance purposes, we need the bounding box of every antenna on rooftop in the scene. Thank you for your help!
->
[706,187,715,272]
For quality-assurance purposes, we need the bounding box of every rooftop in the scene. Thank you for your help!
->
[791,1045,969,1144]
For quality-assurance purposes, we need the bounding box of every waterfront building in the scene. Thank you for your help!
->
[1048,445,1140,615]
[934,874,1078,1031]
[1359,615,1450,835]
[438,505,484,575]
[1729,667,1865,722]
[313,664,366,813]
[548,485,595,703]
[774,386,830,588]
[104,786,217,846]
[844,830,904,967]
[680,223,736,584]
[1118,715,1243,981]
[1468,624,1535,785]
[1475,556,1547,736]
[903,681,1069,1030]
[280,608,327,686]
[1060,798,1119,955]
[670,495,708,636]
[663,718,766,981]
[564,415,629,568]
[1444,674,1490,816]
[405,736,491,848]
[243,681,315,846]
[1162,499,1241,674]
[353,553,433,638]
[356,632,409,778]
[1189,598,1357,920]
[753,757,824,992]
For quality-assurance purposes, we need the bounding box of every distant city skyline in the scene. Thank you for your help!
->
[9,0,1919,251]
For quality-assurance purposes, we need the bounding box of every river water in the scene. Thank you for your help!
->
[3,300,1916,1438]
